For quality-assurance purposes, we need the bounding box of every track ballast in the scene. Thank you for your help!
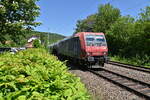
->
[88,68,150,100]
[108,61,150,73]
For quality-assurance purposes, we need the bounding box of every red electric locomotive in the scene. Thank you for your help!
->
[50,32,108,67]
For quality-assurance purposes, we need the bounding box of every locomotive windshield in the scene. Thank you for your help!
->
[85,35,107,46]
[86,37,95,41]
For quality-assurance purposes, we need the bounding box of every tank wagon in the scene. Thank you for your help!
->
[49,32,109,67]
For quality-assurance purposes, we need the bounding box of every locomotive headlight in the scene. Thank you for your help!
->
[87,52,92,55]
[87,52,90,55]
[102,47,107,49]
[103,52,107,55]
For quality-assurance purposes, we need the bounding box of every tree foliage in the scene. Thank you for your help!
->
[106,16,135,55]
[33,39,41,48]
[0,0,41,45]
[139,6,150,22]
[74,14,97,33]
[74,3,121,34]
[94,3,121,33]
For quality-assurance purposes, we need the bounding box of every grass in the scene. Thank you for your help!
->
[110,55,150,68]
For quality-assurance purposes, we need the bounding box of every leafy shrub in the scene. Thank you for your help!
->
[0,49,90,99]
[33,39,42,48]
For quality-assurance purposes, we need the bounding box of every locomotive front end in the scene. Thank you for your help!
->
[84,33,108,66]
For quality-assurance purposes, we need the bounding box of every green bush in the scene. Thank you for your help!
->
[33,39,42,48]
[110,55,150,68]
[0,49,90,100]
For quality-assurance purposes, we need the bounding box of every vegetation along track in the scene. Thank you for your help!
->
[108,61,150,73]
[87,68,150,100]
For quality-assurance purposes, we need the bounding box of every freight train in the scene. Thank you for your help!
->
[49,32,109,67]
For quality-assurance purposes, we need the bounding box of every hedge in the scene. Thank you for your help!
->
[0,49,90,100]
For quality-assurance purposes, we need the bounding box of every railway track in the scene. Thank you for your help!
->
[88,68,150,100]
[108,61,150,73]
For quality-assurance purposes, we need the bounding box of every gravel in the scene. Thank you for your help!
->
[68,65,145,100]
[105,64,150,84]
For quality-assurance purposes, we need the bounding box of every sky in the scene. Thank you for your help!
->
[35,0,150,36]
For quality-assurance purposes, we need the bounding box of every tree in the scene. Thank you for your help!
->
[0,0,41,45]
[106,16,135,56]
[94,3,121,33]
[129,6,150,57]
[74,4,121,34]
[139,6,150,22]
[74,14,97,34]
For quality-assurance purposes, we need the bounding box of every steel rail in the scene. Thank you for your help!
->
[88,68,150,100]
[108,61,150,73]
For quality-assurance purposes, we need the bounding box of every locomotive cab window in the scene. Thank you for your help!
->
[95,35,105,42]
[86,37,94,41]
[85,35,95,46]
[85,35,106,46]
[95,35,107,46]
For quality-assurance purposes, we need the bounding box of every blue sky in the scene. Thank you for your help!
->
[35,0,150,36]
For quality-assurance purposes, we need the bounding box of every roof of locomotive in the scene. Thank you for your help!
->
[74,32,105,37]
[48,36,73,48]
